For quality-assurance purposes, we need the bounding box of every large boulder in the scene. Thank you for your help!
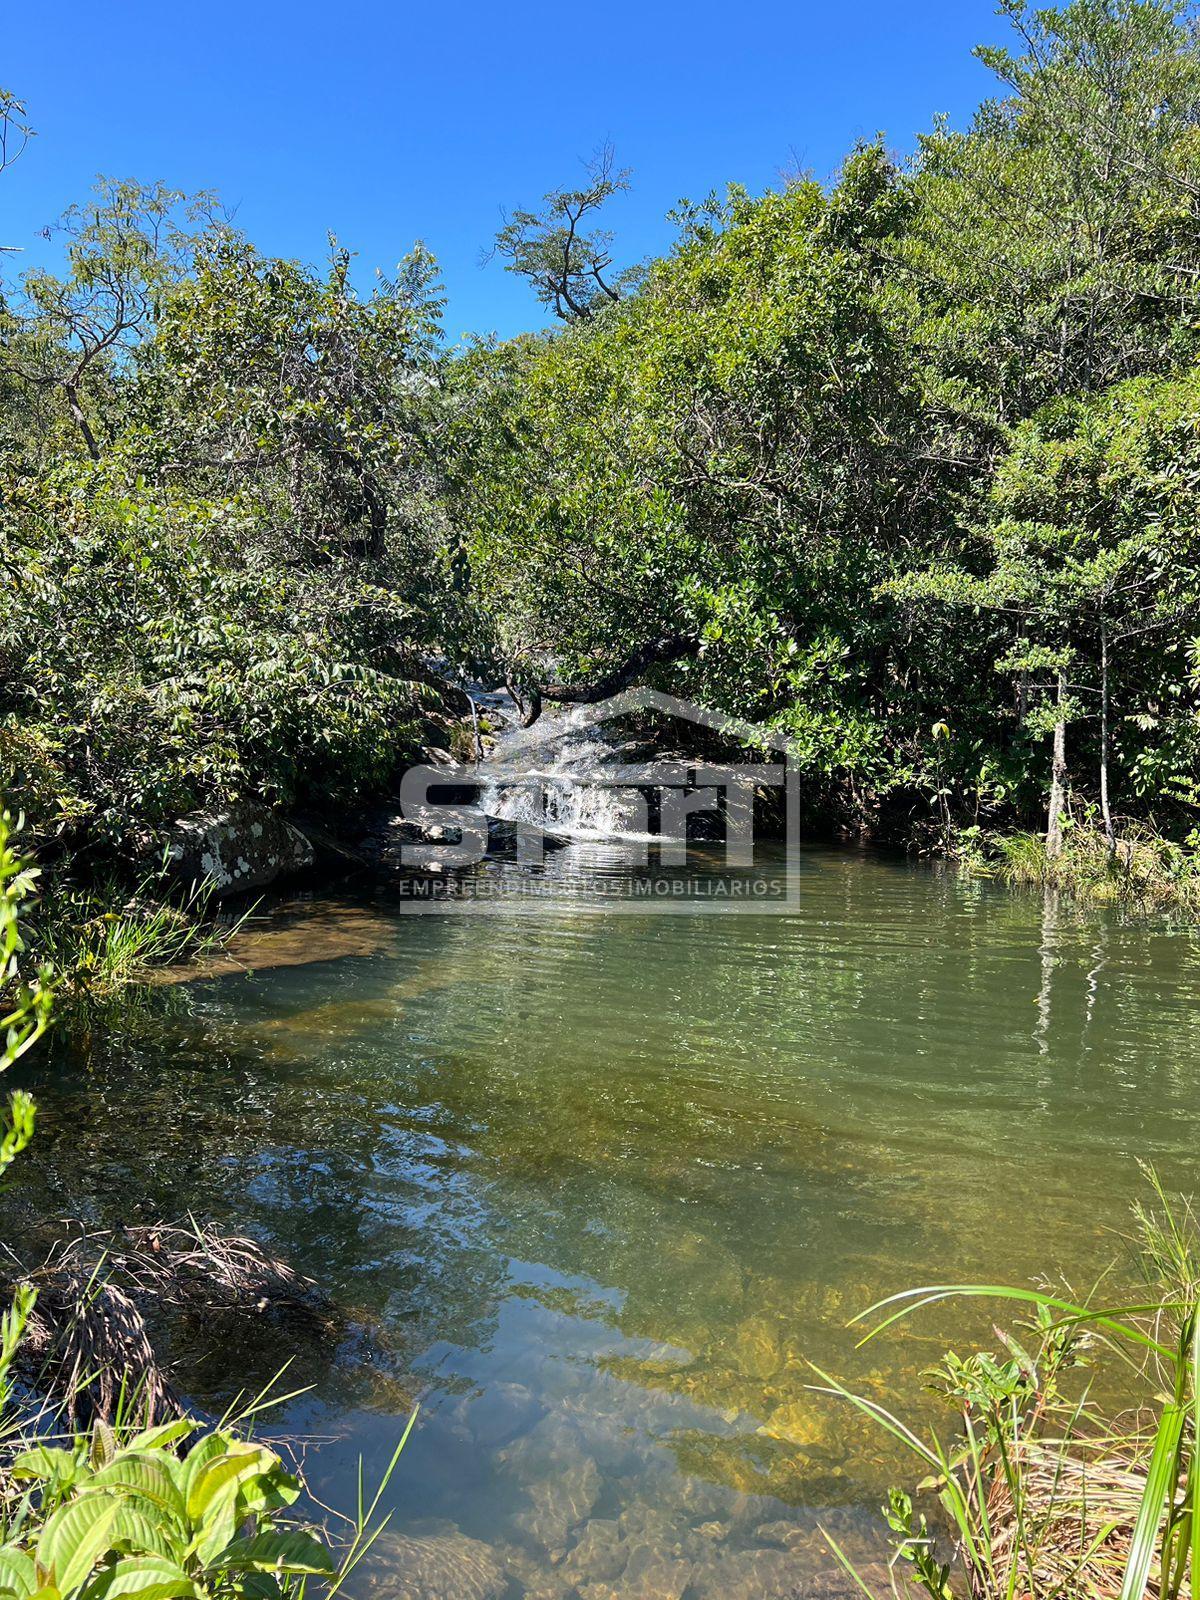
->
[164,802,313,896]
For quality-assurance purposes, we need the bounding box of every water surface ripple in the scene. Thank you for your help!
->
[14,846,1200,1598]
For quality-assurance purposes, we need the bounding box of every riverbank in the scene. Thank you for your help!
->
[27,807,1198,1005]
[958,820,1200,920]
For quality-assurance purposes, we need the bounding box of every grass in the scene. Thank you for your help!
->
[964,818,1200,918]
[30,869,245,999]
[818,1169,1200,1599]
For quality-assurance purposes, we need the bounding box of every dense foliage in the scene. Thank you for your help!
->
[3,0,1200,917]
[452,0,1200,854]
[1,189,472,888]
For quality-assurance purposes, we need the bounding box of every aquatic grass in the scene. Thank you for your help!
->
[32,866,248,998]
[983,820,1200,918]
[818,1172,1200,1599]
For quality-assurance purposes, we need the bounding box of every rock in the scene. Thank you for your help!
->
[805,1563,895,1598]
[578,1544,694,1600]
[365,1530,507,1600]
[731,1316,782,1381]
[753,1520,806,1550]
[290,816,368,871]
[458,1381,544,1451]
[357,813,454,872]
[484,816,569,856]
[757,1399,828,1449]
[563,1519,625,1586]
[685,1546,808,1600]
[503,1414,602,1551]
[696,1522,729,1543]
[164,802,313,895]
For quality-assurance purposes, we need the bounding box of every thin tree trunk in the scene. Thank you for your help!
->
[63,382,101,462]
[517,633,701,726]
[1099,620,1115,860]
[1046,669,1068,862]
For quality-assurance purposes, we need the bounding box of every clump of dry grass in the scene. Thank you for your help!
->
[980,1430,1188,1600]
[0,1219,335,1426]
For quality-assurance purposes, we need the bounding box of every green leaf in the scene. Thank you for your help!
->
[213,1531,334,1576]
[105,1507,177,1563]
[36,1498,121,1594]
[88,1458,185,1523]
[0,1549,38,1600]
[80,1557,197,1600]
[1120,1401,1186,1600]
[119,1425,193,1458]
[8,1449,80,1488]
[184,1445,276,1524]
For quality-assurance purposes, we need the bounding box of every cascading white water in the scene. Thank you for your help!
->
[479,705,654,841]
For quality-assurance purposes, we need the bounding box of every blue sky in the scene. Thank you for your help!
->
[4,0,1007,343]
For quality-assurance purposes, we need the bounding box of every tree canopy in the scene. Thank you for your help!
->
[3,0,1200,882]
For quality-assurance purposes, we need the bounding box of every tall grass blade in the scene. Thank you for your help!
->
[853,1284,1175,1358]
[1120,1402,1185,1600]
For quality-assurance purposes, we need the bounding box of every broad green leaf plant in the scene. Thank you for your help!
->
[0,1422,333,1600]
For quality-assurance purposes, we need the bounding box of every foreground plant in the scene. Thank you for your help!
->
[0,1420,331,1600]
[818,1172,1200,1600]
[0,1401,415,1600]
[0,814,413,1600]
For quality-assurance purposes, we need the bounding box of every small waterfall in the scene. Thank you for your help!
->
[479,706,654,842]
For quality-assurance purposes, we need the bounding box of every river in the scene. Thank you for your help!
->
[11,841,1200,1599]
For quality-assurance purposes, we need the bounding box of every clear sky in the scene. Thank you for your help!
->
[4,0,1007,343]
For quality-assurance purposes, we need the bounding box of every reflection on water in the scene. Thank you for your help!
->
[11,845,1200,1598]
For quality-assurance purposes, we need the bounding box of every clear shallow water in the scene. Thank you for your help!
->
[13,845,1200,1599]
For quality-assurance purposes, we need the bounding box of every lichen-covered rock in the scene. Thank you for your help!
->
[164,802,313,895]
[578,1543,694,1600]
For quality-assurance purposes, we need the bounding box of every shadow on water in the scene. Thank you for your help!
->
[9,845,1200,1597]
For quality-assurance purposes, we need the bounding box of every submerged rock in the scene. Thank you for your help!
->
[164,802,313,895]
[563,1519,625,1586]
[685,1545,807,1600]
[503,1413,602,1551]
[365,1530,507,1600]
[731,1315,782,1381]
[757,1398,828,1449]
[577,1542,694,1600]
[455,1380,545,1451]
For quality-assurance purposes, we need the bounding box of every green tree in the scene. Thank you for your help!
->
[2,180,215,460]
[491,143,635,323]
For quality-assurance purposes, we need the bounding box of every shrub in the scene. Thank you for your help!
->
[0,1421,336,1600]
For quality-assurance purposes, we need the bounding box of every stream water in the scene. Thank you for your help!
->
[11,841,1200,1599]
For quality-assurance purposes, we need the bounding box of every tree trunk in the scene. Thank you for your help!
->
[1045,669,1068,863]
[1099,620,1115,860]
[517,633,700,727]
[63,382,101,463]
